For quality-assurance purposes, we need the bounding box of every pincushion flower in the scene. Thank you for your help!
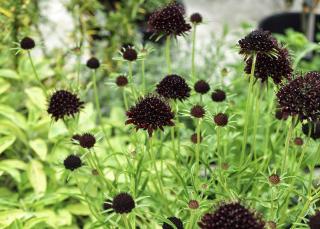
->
[64,155,82,171]
[126,95,175,136]
[112,193,135,214]
[148,2,191,37]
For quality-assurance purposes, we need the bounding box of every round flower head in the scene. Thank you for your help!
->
[64,155,82,171]
[20,37,35,50]
[309,211,320,229]
[302,121,320,140]
[162,216,184,229]
[86,57,100,69]
[156,74,191,101]
[294,137,303,146]
[126,95,175,136]
[268,174,280,185]
[190,105,205,118]
[188,200,199,209]
[121,46,138,61]
[191,133,202,144]
[190,13,203,24]
[244,46,292,84]
[47,90,84,121]
[214,113,228,127]
[198,202,265,229]
[238,30,277,56]
[194,80,210,94]
[277,72,320,121]
[148,2,191,37]
[112,193,135,214]
[116,75,128,87]
[211,89,226,102]
[79,133,96,149]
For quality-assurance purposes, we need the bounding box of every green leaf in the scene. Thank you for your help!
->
[25,87,46,110]
[48,120,68,139]
[0,105,27,130]
[29,139,47,161]
[0,135,16,155]
[0,78,10,94]
[27,160,47,194]
[0,209,26,228]
[0,69,20,80]
[66,203,90,215]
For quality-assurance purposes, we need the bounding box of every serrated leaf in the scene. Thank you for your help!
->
[29,139,47,161]
[27,160,47,194]
[0,135,16,155]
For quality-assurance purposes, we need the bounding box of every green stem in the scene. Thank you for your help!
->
[27,51,47,96]
[123,89,129,110]
[128,62,137,99]
[240,53,257,165]
[191,24,197,83]
[76,51,81,92]
[122,214,131,229]
[195,119,201,185]
[166,36,172,74]
[282,118,294,173]
[92,70,114,152]
[251,86,262,160]
[141,59,146,94]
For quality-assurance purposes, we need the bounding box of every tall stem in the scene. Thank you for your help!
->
[141,59,146,94]
[165,36,172,74]
[123,89,129,110]
[282,118,294,173]
[195,119,201,185]
[128,62,137,99]
[240,53,257,165]
[27,51,47,96]
[191,24,197,83]
[92,70,114,152]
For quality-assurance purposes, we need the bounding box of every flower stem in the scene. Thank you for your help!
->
[123,89,129,111]
[240,53,257,165]
[141,59,146,94]
[195,118,201,185]
[281,118,294,173]
[128,62,137,100]
[191,24,197,83]
[27,51,47,96]
[165,36,172,74]
[122,215,131,229]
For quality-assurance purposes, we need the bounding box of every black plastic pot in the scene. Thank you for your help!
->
[259,12,320,41]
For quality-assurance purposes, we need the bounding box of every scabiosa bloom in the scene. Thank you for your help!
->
[116,75,128,87]
[190,105,205,118]
[156,74,191,101]
[244,46,292,84]
[190,13,203,24]
[238,30,277,56]
[121,46,138,61]
[191,133,202,144]
[148,2,191,37]
[277,72,320,122]
[214,113,228,127]
[47,90,84,121]
[309,211,320,229]
[302,122,320,140]
[198,202,265,229]
[79,133,96,149]
[64,155,82,171]
[20,37,35,50]
[211,89,226,102]
[112,193,135,214]
[268,174,280,185]
[162,217,184,229]
[86,57,100,69]
[126,95,175,136]
[194,80,210,94]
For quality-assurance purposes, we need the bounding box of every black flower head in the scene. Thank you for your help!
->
[244,46,292,84]
[194,80,210,94]
[20,37,35,50]
[126,95,175,136]
[190,105,205,118]
[47,90,84,121]
[191,133,202,144]
[190,13,203,24]
[116,75,128,87]
[309,211,320,229]
[162,216,184,229]
[156,74,191,101]
[214,113,228,127]
[86,57,100,69]
[121,46,138,61]
[302,121,320,140]
[198,202,265,229]
[211,89,226,102]
[277,72,320,122]
[148,2,191,37]
[79,133,96,149]
[112,193,135,214]
[238,30,277,56]
[64,154,82,171]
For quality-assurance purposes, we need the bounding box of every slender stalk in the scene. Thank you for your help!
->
[141,59,146,94]
[251,86,262,160]
[76,50,81,92]
[92,70,114,152]
[123,89,129,110]
[27,51,47,96]
[122,215,131,229]
[195,119,201,184]
[240,53,257,165]
[165,36,172,74]
[128,62,137,99]
[281,118,294,173]
[191,24,197,83]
